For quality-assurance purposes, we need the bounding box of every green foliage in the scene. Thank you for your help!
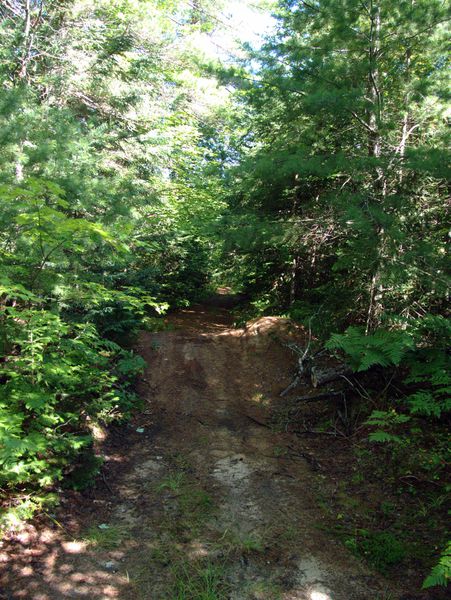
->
[326,327,414,371]
[403,317,451,419]
[0,0,234,525]
[0,494,58,534]
[82,523,128,550]
[345,530,406,574]
[0,305,144,490]
[423,541,451,589]
[0,1,449,593]
[219,4,450,589]
[365,411,411,444]
[64,451,105,492]
[170,560,228,600]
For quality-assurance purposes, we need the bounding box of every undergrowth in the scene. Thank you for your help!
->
[0,278,151,535]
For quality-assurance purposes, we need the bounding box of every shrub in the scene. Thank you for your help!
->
[0,306,145,490]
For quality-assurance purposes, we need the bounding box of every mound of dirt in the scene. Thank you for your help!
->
[242,316,306,342]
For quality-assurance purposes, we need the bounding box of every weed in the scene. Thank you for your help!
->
[241,535,264,553]
[351,472,365,485]
[157,472,186,493]
[0,494,58,536]
[156,471,216,538]
[380,501,396,517]
[64,451,104,491]
[273,445,288,458]
[170,560,229,600]
[151,339,162,351]
[82,524,126,550]
[174,454,193,472]
[150,545,171,566]
[244,580,283,599]
[345,530,406,574]
[276,524,297,542]
[179,488,214,516]
[218,530,265,555]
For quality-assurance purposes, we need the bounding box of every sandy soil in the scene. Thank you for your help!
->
[0,304,407,599]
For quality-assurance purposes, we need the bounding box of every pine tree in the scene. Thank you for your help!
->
[223,0,449,330]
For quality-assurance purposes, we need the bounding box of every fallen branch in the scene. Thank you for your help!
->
[280,341,312,396]
[399,475,442,488]
[287,445,321,470]
[101,469,114,495]
[311,364,351,387]
[292,390,344,403]
[246,414,270,428]
[294,428,346,438]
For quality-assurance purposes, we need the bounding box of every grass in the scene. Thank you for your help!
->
[156,468,216,537]
[239,535,265,553]
[132,542,229,599]
[133,463,273,599]
[82,523,127,550]
[217,529,265,555]
[157,472,186,493]
[179,488,214,518]
[273,445,288,458]
[170,560,229,600]
[275,523,298,543]
[243,580,283,599]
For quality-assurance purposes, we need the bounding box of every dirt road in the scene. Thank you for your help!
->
[1,305,389,599]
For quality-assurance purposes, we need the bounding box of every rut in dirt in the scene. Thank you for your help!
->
[1,304,389,600]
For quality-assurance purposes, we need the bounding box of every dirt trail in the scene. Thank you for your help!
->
[1,304,390,599]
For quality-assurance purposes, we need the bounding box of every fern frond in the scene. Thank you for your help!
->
[423,541,451,589]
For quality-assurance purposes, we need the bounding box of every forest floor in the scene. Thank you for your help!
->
[0,303,432,599]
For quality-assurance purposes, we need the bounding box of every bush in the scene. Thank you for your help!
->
[0,306,145,490]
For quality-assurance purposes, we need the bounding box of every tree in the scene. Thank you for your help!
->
[221,0,449,331]
[0,0,232,519]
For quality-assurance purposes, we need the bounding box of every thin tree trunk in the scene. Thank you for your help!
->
[398,47,412,183]
[366,1,385,331]
[367,1,382,161]
[18,0,32,79]
[289,174,301,306]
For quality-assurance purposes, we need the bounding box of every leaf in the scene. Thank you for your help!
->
[423,542,451,588]
[368,431,403,444]
[326,327,414,372]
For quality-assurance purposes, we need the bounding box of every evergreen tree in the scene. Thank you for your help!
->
[223,0,449,331]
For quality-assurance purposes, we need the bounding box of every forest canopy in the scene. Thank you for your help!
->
[0,0,449,591]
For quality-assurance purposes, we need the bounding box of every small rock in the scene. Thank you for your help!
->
[103,560,118,572]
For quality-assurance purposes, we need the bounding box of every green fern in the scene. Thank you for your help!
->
[423,541,451,588]
[365,411,411,444]
[408,391,451,418]
[326,327,414,372]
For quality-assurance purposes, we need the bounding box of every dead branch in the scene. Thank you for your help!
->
[292,390,344,403]
[246,414,270,428]
[280,339,312,396]
[311,364,352,387]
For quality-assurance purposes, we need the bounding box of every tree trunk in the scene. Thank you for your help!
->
[366,1,385,331]
[17,0,32,79]
[367,2,382,161]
